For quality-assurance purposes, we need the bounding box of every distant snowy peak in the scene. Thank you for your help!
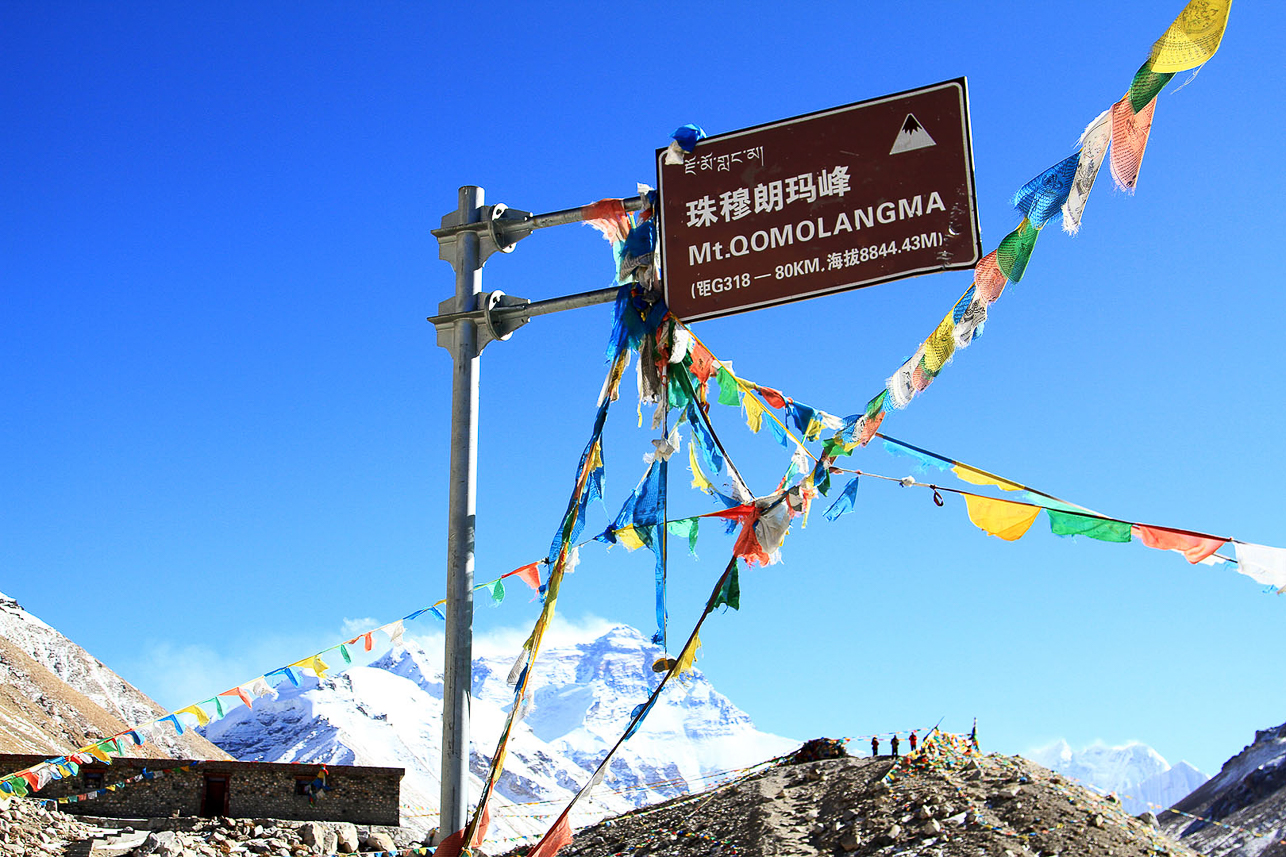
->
[1027,739,1206,815]
[204,622,797,840]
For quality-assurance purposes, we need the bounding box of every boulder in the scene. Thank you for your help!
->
[298,823,326,852]
[364,831,396,853]
[334,824,359,853]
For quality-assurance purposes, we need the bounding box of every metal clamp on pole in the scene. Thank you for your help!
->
[478,290,530,349]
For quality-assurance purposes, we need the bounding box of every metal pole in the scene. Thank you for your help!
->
[429,188,640,842]
[439,185,482,841]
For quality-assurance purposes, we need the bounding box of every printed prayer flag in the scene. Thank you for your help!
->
[1047,510,1133,543]
[1110,96,1156,192]
[1149,0,1232,73]
[1128,60,1175,113]
[1012,153,1080,227]
[963,495,1042,541]
[972,250,1008,304]
[995,219,1039,282]
[922,313,956,374]
[1063,109,1112,235]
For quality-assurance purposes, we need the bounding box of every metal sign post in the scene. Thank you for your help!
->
[428,190,643,842]
[426,80,982,842]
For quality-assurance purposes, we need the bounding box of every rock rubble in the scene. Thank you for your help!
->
[521,745,1202,857]
[0,796,421,857]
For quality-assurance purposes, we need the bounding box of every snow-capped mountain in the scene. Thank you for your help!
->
[1027,739,1207,815]
[1161,723,1286,857]
[203,624,797,843]
[0,590,228,761]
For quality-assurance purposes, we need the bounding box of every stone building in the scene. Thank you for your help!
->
[0,755,403,826]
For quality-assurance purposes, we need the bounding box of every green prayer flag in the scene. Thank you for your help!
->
[712,565,740,611]
[492,579,506,604]
[668,368,693,410]
[715,367,741,406]
[666,518,699,556]
[996,220,1039,283]
[1047,509,1132,543]
[865,390,887,419]
[339,644,352,664]
[1128,60,1174,113]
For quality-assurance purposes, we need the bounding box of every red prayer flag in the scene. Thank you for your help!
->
[581,199,630,243]
[507,562,542,591]
[1131,524,1226,563]
[756,385,787,409]
[527,812,575,857]
[688,341,717,385]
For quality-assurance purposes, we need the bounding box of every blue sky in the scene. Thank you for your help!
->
[3,2,1283,780]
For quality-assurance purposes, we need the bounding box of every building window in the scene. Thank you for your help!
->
[295,778,313,796]
[84,771,104,789]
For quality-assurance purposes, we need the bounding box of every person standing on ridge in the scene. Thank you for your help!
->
[909,730,918,753]
[890,734,900,757]
[870,736,879,757]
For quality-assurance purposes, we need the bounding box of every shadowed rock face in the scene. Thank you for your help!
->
[1161,722,1286,857]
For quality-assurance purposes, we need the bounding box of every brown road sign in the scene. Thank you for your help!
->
[658,78,982,322]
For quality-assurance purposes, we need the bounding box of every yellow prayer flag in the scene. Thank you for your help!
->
[586,440,603,474]
[689,442,714,493]
[1149,0,1232,73]
[615,524,647,551]
[922,313,956,374]
[87,746,112,763]
[675,631,702,675]
[953,464,1021,492]
[963,495,1041,541]
[742,393,764,434]
[290,655,330,678]
[177,705,211,727]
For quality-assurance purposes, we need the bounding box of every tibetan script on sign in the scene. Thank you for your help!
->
[658,79,982,322]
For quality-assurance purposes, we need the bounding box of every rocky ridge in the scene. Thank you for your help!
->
[526,740,1201,857]
[1161,722,1286,857]
[0,592,228,761]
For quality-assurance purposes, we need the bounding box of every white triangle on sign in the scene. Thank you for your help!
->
[889,113,936,154]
